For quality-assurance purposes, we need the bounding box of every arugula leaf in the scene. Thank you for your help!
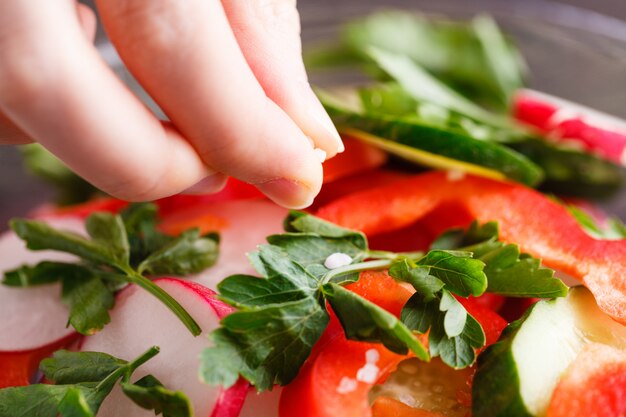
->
[324,283,428,359]
[200,297,329,391]
[121,375,192,417]
[415,250,487,297]
[0,347,189,417]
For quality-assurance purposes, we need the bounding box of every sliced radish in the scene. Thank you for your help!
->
[185,200,287,289]
[0,216,85,386]
[80,278,247,417]
[514,89,626,165]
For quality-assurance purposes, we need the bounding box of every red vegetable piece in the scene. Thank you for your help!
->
[322,136,388,184]
[514,89,626,164]
[371,396,445,417]
[547,343,626,417]
[316,171,626,325]
[0,333,80,388]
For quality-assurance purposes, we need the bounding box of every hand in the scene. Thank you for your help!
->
[0,1,343,208]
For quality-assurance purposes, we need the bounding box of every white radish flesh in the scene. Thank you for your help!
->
[81,278,247,417]
[188,200,287,289]
[0,216,84,351]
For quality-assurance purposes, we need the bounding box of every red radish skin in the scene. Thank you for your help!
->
[80,278,247,417]
[514,89,626,164]
[0,216,86,386]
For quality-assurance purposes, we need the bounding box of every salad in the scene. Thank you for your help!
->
[2,9,626,417]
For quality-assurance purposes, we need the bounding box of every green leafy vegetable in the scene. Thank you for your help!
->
[201,213,556,390]
[307,10,526,109]
[567,205,626,240]
[324,283,428,359]
[3,203,220,336]
[432,221,568,298]
[0,347,192,417]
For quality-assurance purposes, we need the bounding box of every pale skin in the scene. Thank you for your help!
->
[0,0,344,209]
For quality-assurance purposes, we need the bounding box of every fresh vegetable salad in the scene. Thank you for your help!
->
[2,10,626,417]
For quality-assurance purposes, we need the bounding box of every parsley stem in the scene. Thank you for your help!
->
[124,269,202,336]
[322,259,392,284]
[368,250,424,260]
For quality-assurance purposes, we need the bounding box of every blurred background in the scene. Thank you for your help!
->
[2,0,626,227]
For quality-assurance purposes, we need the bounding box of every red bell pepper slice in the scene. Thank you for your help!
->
[279,271,507,417]
[316,170,626,325]
[547,343,626,417]
[322,137,388,184]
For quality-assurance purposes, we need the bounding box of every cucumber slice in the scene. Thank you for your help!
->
[320,91,544,186]
[473,286,626,417]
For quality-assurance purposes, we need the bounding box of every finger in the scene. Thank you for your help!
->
[0,3,97,146]
[76,3,97,42]
[222,0,344,157]
[0,2,210,201]
[182,173,229,195]
[0,110,31,144]
[97,0,323,208]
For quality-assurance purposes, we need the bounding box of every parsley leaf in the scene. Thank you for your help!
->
[432,221,567,298]
[323,283,428,359]
[121,375,192,417]
[4,203,220,336]
[200,297,329,391]
[401,290,485,368]
[0,347,191,417]
[201,212,498,390]
[415,250,487,297]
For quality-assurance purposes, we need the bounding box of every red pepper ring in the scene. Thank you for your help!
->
[316,170,626,325]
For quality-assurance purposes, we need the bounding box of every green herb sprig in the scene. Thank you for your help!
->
[3,203,219,336]
[200,212,567,391]
[0,347,192,417]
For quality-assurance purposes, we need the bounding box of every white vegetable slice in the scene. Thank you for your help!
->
[81,278,247,417]
[0,216,83,351]
[188,200,287,289]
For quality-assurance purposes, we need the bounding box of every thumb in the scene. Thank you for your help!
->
[222,0,344,159]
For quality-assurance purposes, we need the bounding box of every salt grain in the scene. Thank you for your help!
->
[324,252,352,269]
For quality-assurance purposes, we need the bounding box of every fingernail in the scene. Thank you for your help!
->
[183,174,228,195]
[256,178,316,209]
[306,92,345,154]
